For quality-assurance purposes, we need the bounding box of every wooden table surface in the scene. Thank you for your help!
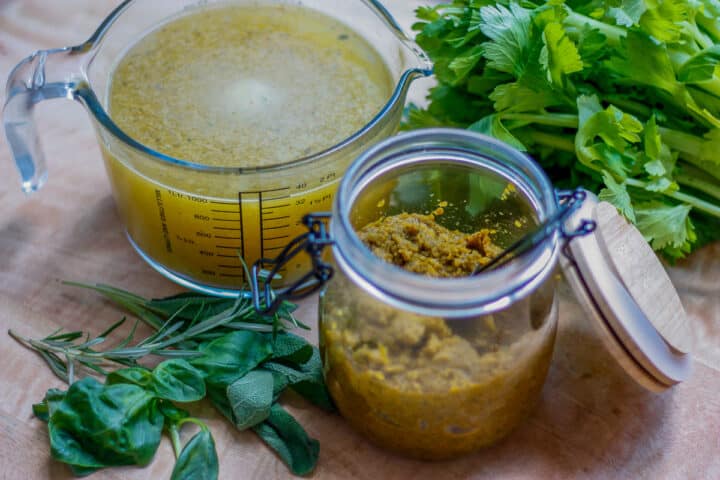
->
[1,1,719,479]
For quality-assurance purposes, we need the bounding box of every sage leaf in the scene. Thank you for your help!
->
[203,384,233,425]
[48,377,164,470]
[152,359,206,402]
[253,403,319,476]
[227,370,274,430]
[263,348,335,412]
[267,370,290,400]
[170,426,219,480]
[270,333,313,364]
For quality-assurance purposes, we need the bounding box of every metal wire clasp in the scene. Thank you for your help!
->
[473,188,596,274]
[556,189,597,239]
[250,213,334,316]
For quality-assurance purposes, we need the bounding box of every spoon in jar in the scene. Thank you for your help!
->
[472,189,596,275]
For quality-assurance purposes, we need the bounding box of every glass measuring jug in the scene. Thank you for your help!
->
[3,0,432,296]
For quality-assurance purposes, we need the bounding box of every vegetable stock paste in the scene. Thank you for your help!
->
[321,213,556,459]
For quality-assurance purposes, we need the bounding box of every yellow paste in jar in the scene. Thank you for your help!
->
[358,213,504,277]
[320,213,556,459]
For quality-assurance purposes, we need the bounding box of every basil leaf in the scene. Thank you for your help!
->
[33,388,66,422]
[227,370,274,430]
[170,427,219,480]
[106,367,153,387]
[253,403,319,476]
[48,377,164,470]
[191,331,273,386]
[158,400,190,423]
[152,359,206,402]
[270,333,313,364]
[69,465,100,477]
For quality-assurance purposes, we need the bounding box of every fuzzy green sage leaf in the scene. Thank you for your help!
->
[253,403,320,477]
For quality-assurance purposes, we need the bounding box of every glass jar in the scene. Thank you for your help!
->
[318,129,562,459]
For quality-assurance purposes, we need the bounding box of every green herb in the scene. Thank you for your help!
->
[11,285,333,478]
[150,360,207,402]
[48,379,162,474]
[407,0,720,259]
[8,282,304,384]
[253,403,320,477]
[31,358,220,477]
[169,419,219,480]
[227,370,275,430]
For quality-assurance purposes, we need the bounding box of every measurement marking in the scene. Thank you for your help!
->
[209,201,236,205]
[215,235,241,240]
[263,203,290,209]
[264,235,290,241]
[238,187,289,194]
[263,246,284,252]
[262,210,275,215]
[216,245,241,250]
[217,264,244,269]
[217,254,240,258]
[220,274,244,278]
[211,209,240,214]
[212,218,240,222]
[263,224,290,231]
[238,191,245,260]
[263,195,290,201]
[213,227,242,231]
[264,216,290,221]
[259,192,265,256]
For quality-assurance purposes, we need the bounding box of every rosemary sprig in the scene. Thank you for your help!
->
[8,282,304,384]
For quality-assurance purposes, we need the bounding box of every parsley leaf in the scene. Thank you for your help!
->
[599,171,637,222]
[607,0,647,27]
[469,114,527,151]
[540,22,584,86]
[677,45,720,83]
[410,0,720,258]
[635,201,695,250]
[479,4,534,76]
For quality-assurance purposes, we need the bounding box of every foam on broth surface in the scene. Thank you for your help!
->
[108,3,393,167]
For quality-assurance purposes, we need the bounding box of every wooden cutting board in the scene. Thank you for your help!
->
[1,1,720,479]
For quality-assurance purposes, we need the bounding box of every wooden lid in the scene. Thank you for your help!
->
[560,192,692,392]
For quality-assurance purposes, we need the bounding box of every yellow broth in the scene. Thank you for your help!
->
[109,4,393,167]
[99,4,393,288]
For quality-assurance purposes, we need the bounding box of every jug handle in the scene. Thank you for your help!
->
[3,47,85,193]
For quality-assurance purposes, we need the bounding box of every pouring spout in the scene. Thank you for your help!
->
[404,40,434,76]
[364,0,433,75]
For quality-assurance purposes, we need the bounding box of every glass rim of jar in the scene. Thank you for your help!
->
[330,128,561,318]
[74,0,432,175]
